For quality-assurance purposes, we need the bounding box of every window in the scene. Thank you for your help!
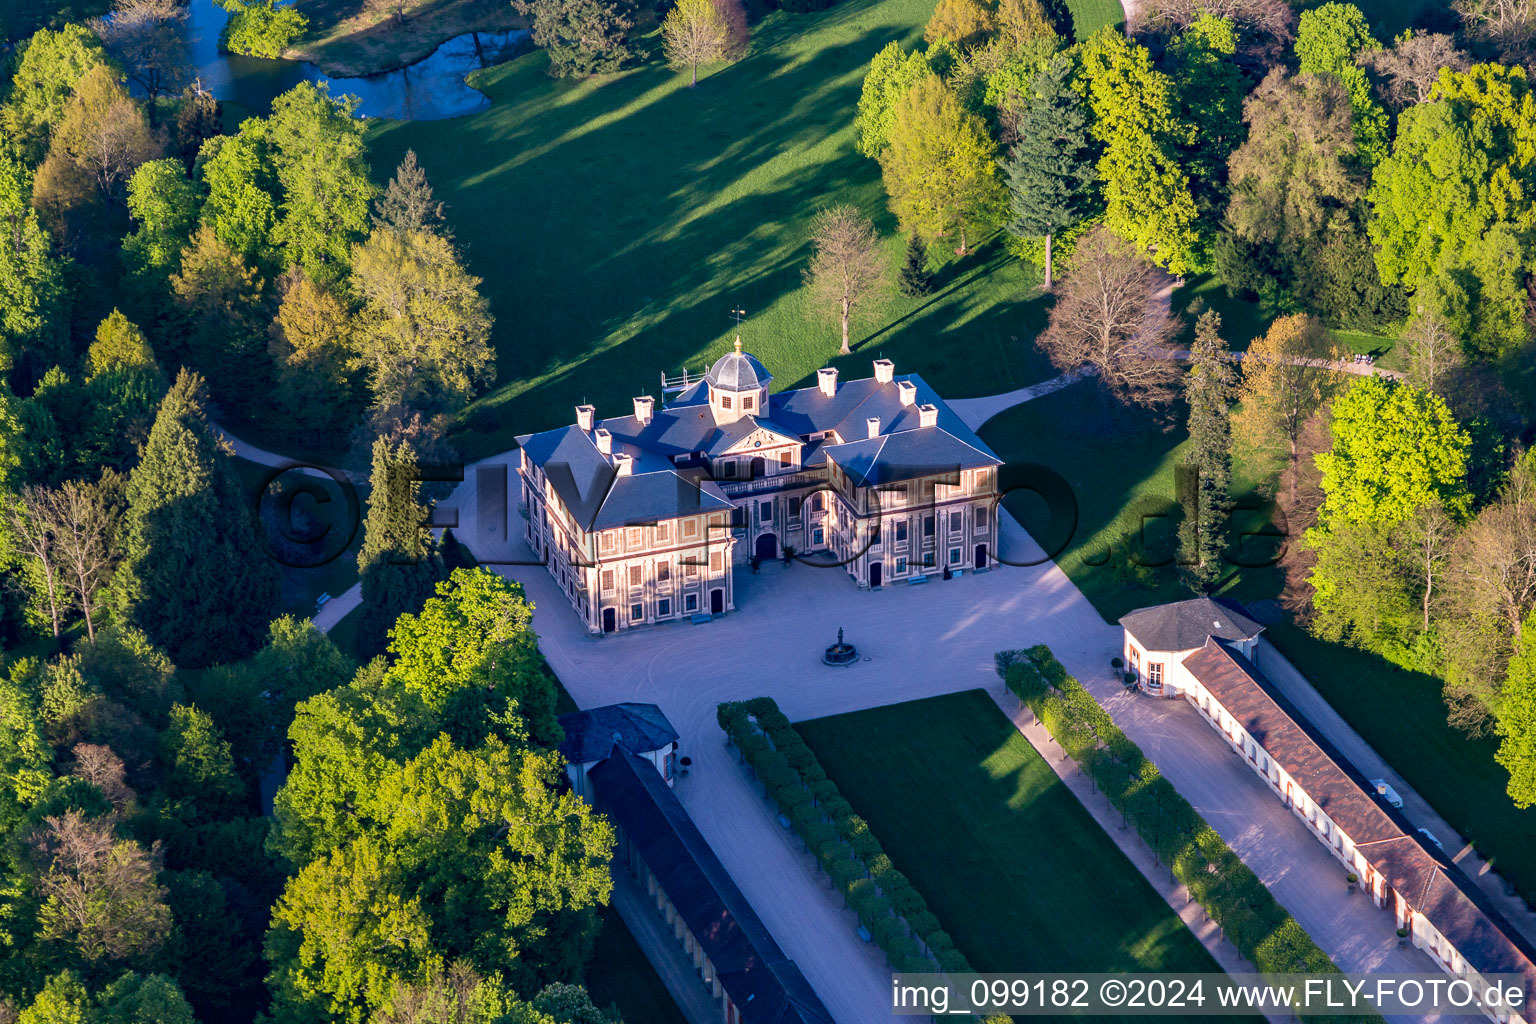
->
[630,603,643,621]
[601,569,614,592]
[601,532,615,552]
[626,527,641,547]
[949,548,960,564]
[683,518,698,538]
[628,565,642,587]
[722,461,737,478]
[760,500,772,521]
[922,551,934,566]
[655,522,670,542]
[742,395,754,410]
[658,599,671,617]
[657,562,670,582]
[923,515,934,537]
[896,556,907,574]
[789,497,802,518]
[895,521,908,542]
[976,506,989,527]
[1148,663,1164,686]
[685,593,698,612]
[721,395,732,409]
[950,511,962,532]
[710,551,722,572]
[778,451,791,467]
[812,527,824,545]
[686,560,699,577]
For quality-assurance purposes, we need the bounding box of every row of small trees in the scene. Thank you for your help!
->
[999,646,1361,1001]
[716,697,973,975]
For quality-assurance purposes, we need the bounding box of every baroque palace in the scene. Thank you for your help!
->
[517,343,1003,633]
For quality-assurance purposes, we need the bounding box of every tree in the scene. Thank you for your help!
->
[375,150,447,237]
[511,0,634,77]
[1313,378,1471,529]
[1166,14,1248,204]
[158,703,244,813]
[269,270,358,432]
[95,972,196,1024]
[1075,28,1202,275]
[83,315,164,471]
[17,476,124,641]
[1134,0,1295,56]
[662,0,729,87]
[1232,314,1345,509]
[217,0,308,58]
[1357,30,1469,109]
[172,86,221,170]
[4,490,69,639]
[194,126,279,266]
[111,370,280,667]
[266,83,375,283]
[1367,63,1536,358]
[804,205,887,355]
[50,65,161,203]
[0,157,67,376]
[1495,612,1536,809]
[897,235,932,297]
[92,0,191,104]
[855,44,934,158]
[1034,226,1182,413]
[356,437,444,659]
[1294,2,1388,166]
[28,811,173,967]
[1400,289,1464,396]
[349,227,494,416]
[0,25,110,162]
[879,75,1003,254]
[169,225,269,388]
[1000,53,1095,289]
[995,0,1057,50]
[1452,0,1536,62]
[123,159,201,280]
[1179,310,1236,591]
[924,0,995,49]
[714,0,748,59]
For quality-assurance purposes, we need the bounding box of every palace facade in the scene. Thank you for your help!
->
[516,344,1002,633]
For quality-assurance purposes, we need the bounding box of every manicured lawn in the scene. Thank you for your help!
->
[1064,0,1124,38]
[368,0,1056,461]
[584,905,686,1024]
[1171,274,1277,352]
[1266,623,1536,907]
[978,378,1284,622]
[798,690,1228,975]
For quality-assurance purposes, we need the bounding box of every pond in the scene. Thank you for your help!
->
[185,0,528,120]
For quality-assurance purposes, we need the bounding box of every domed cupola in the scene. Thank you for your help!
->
[704,337,771,424]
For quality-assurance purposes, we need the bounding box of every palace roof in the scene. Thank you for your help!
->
[1120,596,1265,653]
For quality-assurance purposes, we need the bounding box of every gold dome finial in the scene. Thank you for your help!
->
[734,336,743,354]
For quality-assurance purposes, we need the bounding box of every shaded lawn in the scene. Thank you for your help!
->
[1265,623,1536,908]
[368,0,1056,461]
[1172,275,1403,369]
[798,690,1228,978]
[585,905,686,1024]
[978,378,1285,622]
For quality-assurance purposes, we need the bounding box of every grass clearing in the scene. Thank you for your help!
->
[288,0,520,75]
[1265,623,1536,907]
[368,0,1057,460]
[1064,0,1123,37]
[797,690,1231,977]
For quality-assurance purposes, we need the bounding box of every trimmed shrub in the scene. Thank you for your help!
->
[901,954,934,974]
[799,820,837,851]
[937,948,969,973]
[882,934,921,965]
[854,893,892,927]
[924,928,955,954]
[774,781,811,810]
[845,876,874,906]
[829,856,866,891]
[810,779,840,805]
[762,761,801,792]
[737,731,771,764]
[821,795,855,822]
[869,914,904,947]
[790,800,821,826]
[907,909,941,940]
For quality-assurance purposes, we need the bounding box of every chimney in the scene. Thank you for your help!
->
[575,405,595,431]
[918,403,938,428]
[873,358,894,384]
[613,452,634,477]
[594,428,613,456]
[866,416,881,439]
[817,367,838,398]
[633,395,654,426]
[897,380,917,407]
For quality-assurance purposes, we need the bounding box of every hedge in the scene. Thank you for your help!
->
[999,646,1366,996]
[717,697,980,977]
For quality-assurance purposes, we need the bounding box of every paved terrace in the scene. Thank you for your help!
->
[442,458,1467,1023]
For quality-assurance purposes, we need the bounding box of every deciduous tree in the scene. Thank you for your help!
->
[0,25,110,162]
[804,205,887,355]
[924,0,995,49]
[1495,612,1536,808]
[1357,30,1469,108]
[662,0,729,86]
[51,65,161,203]
[1294,2,1388,165]
[92,0,191,104]
[855,44,934,158]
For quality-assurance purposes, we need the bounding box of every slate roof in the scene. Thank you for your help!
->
[705,345,773,391]
[517,358,1002,531]
[1120,596,1266,653]
[1183,639,1536,995]
[588,749,835,1024]
[557,703,678,765]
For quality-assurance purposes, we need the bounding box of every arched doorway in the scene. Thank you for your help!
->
[601,608,616,633]
[974,543,988,570]
[749,457,766,479]
[755,533,778,561]
[710,589,724,615]
[869,561,882,588]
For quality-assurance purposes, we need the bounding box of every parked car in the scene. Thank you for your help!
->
[1371,779,1404,808]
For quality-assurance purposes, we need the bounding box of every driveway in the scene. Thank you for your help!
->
[441,457,1456,1022]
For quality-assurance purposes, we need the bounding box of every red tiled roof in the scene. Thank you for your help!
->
[1182,639,1536,994]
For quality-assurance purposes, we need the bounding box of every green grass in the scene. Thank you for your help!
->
[1063,0,1123,38]
[978,379,1284,621]
[798,690,1229,977]
[1266,623,1536,907]
[1171,274,1277,352]
[584,905,685,1024]
[368,0,1056,460]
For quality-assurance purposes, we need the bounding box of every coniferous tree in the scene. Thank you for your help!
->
[111,370,280,667]
[373,149,447,237]
[355,435,444,659]
[1179,310,1236,592]
[897,234,932,297]
[1001,53,1095,289]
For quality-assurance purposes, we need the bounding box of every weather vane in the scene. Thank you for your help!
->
[729,308,747,352]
